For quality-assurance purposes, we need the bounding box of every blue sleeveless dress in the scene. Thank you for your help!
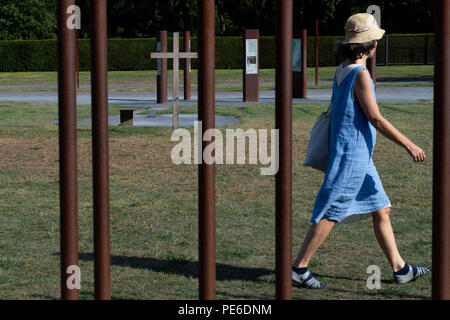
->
[310,65,391,224]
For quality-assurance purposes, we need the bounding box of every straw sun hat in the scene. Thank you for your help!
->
[342,13,385,44]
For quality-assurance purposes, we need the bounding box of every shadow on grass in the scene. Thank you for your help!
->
[78,253,273,283]
[313,273,394,284]
[325,287,430,300]
[29,293,137,300]
[312,273,430,299]
[377,76,433,83]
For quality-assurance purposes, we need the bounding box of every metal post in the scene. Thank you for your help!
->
[275,0,292,300]
[173,32,180,130]
[243,29,259,102]
[157,31,168,104]
[432,0,450,300]
[120,109,134,126]
[184,31,192,100]
[385,35,389,66]
[91,0,111,300]
[58,0,79,300]
[292,30,301,98]
[198,0,216,300]
[301,29,307,98]
[76,29,80,89]
[293,29,307,98]
[315,19,319,86]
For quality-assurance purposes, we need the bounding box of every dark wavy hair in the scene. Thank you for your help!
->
[334,40,377,59]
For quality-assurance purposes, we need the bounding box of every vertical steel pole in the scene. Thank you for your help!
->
[275,0,292,300]
[243,29,260,102]
[157,31,168,104]
[76,29,80,89]
[300,29,307,98]
[184,31,192,100]
[385,35,389,66]
[91,0,111,300]
[58,0,79,300]
[198,0,216,300]
[432,0,450,300]
[173,32,180,130]
[315,19,319,86]
[293,29,306,98]
[292,30,301,98]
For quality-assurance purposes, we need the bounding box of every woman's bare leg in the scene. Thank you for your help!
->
[293,218,337,268]
[371,207,405,272]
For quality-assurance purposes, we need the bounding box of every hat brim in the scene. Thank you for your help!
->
[342,28,385,44]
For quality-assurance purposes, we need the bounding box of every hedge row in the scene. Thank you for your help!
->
[0,34,435,72]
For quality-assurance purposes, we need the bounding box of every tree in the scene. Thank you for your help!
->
[0,0,57,40]
[0,0,434,40]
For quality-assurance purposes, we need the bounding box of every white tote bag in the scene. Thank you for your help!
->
[303,103,331,172]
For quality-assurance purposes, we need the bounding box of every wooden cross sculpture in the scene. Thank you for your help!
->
[151,32,198,130]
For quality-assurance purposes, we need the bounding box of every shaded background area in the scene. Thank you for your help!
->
[0,0,434,40]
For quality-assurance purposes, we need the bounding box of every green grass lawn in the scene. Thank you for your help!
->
[0,101,432,300]
[0,65,434,90]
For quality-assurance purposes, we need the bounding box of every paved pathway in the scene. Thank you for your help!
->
[0,86,433,107]
[0,87,433,127]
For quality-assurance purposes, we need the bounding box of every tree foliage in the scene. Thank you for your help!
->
[0,0,434,40]
[0,0,57,40]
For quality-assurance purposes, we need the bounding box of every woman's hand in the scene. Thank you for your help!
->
[406,143,426,162]
[355,70,427,163]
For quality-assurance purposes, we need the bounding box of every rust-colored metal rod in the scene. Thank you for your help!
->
[76,29,80,89]
[198,0,216,300]
[91,0,111,300]
[275,0,293,300]
[432,0,450,300]
[315,19,319,86]
[184,31,191,100]
[157,31,168,104]
[243,29,259,102]
[58,0,79,300]
[300,29,307,98]
[292,29,301,98]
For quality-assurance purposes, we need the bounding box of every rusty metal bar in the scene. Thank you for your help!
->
[300,29,307,98]
[292,30,301,98]
[120,109,134,126]
[58,0,79,300]
[315,19,319,86]
[173,32,180,130]
[275,0,293,300]
[198,0,216,300]
[184,31,192,100]
[432,0,450,300]
[91,0,111,300]
[76,29,80,89]
[157,31,168,104]
[293,29,307,98]
[243,29,259,102]
[385,35,389,66]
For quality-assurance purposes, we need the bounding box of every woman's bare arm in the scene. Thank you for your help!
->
[354,69,426,162]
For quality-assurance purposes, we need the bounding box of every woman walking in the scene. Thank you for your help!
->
[293,13,430,289]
